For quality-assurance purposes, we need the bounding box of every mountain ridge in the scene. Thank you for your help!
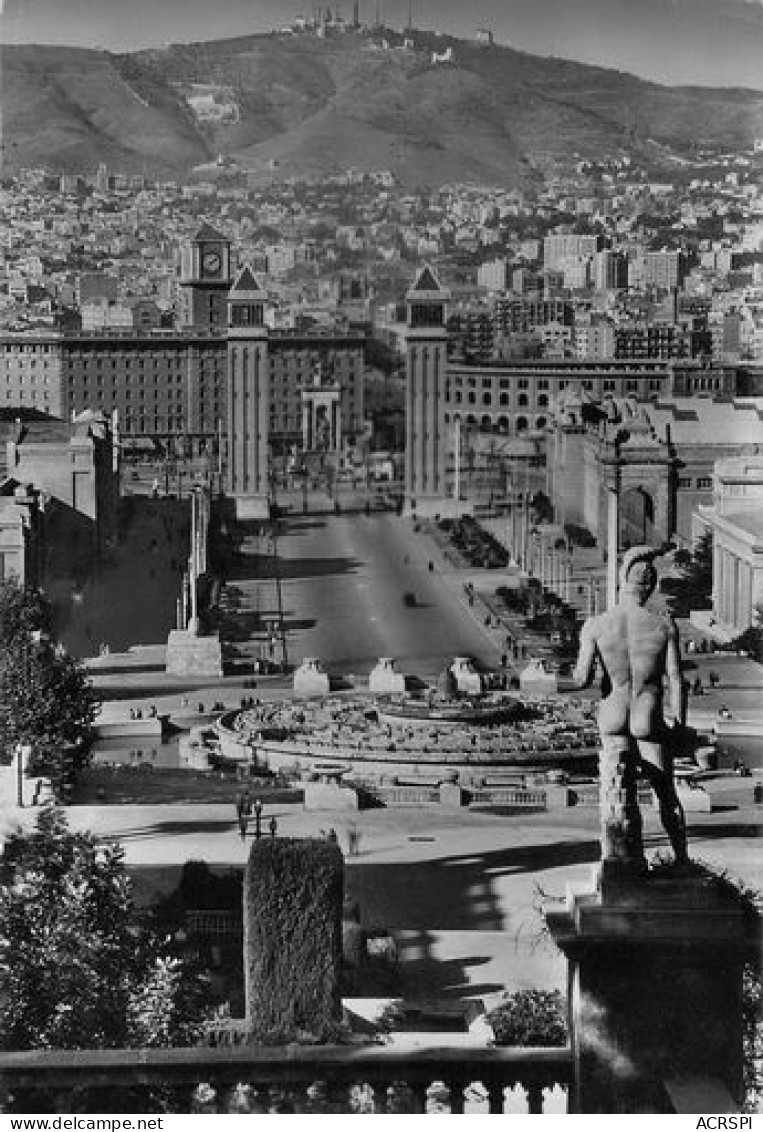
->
[3,30,763,186]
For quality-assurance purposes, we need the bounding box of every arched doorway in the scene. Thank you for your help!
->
[620,486,655,548]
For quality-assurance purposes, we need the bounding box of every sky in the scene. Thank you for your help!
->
[2,0,763,89]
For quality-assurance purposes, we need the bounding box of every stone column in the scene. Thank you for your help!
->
[598,739,645,883]
[606,488,619,610]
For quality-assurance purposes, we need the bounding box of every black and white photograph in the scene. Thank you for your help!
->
[0,0,762,1119]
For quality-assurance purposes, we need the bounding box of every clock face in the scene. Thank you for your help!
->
[202,250,222,277]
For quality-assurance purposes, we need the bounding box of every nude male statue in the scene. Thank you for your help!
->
[565,545,688,865]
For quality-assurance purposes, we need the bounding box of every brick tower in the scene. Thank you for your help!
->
[404,264,451,515]
[226,266,270,519]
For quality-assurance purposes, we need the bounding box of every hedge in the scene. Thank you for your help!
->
[244,838,344,1042]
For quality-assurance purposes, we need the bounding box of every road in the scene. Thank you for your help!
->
[230,513,502,679]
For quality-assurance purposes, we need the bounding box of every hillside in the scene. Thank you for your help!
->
[3,30,763,186]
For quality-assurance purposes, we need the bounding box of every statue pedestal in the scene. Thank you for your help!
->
[368,657,405,695]
[165,629,223,677]
[547,868,750,1113]
[450,656,482,695]
[232,493,270,521]
[293,657,330,697]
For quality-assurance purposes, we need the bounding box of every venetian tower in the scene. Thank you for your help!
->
[404,264,451,515]
[226,266,270,519]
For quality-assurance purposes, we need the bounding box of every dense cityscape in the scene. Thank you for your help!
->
[0,8,761,1121]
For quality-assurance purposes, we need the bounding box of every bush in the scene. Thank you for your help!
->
[487,989,568,1047]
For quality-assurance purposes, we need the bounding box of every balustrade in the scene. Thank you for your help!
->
[0,1045,572,1115]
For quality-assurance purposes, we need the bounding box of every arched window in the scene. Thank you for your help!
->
[535,415,547,429]
[497,415,510,433]
[516,415,528,432]
[481,414,492,430]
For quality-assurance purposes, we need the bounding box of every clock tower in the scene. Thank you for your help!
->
[179,224,233,330]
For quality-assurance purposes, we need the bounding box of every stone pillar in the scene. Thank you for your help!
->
[547,870,751,1113]
[606,488,619,610]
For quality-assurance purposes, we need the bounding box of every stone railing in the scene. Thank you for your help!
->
[469,788,547,809]
[570,786,656,808]
[0,1045,572,1115]
[372,785,441,806]
[185,910,243,937]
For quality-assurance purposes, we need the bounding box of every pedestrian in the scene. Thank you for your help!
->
[238,811,248,840]
[327,827,338,844]
[269,816,278,838]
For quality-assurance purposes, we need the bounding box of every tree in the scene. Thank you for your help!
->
[0,580,98,789]
[0,807,208,1053]
[0,578,53,646]
[684,530,713,607]
[731,603,763,665]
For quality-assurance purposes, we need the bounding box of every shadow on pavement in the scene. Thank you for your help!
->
[684,820,762,843]
[345,839,600,932]
[228,554,362,581]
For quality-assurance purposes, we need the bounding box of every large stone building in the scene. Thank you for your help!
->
[0,228,367,507]
[402,260,754,518]
[547,392,763,553]
[695,456,763,637]
[0,409,117,585]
